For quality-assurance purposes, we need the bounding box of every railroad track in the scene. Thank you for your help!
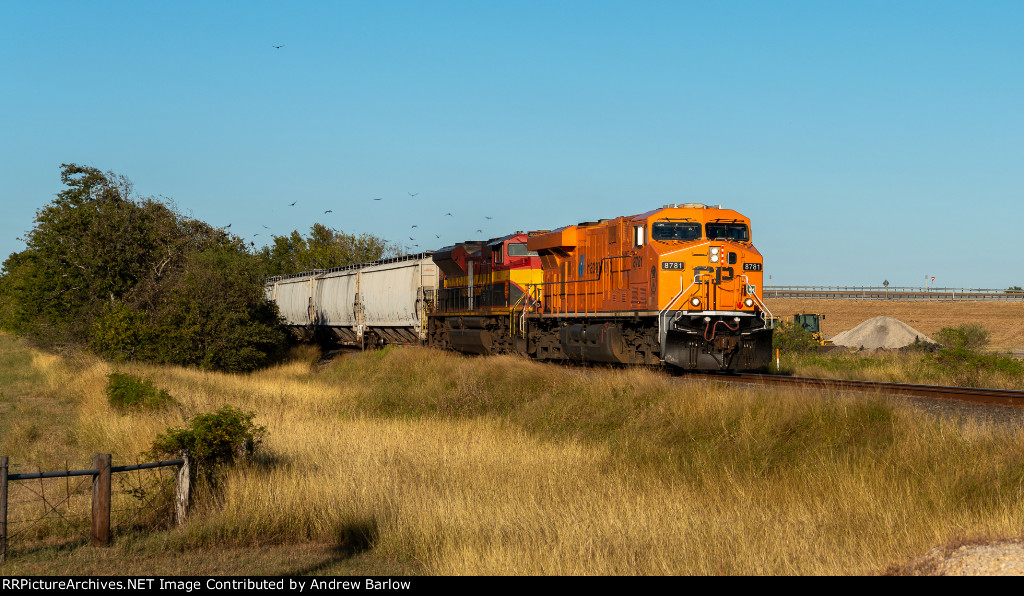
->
[682,372,1024,408]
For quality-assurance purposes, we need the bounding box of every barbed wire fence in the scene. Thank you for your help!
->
[0,453,192,562]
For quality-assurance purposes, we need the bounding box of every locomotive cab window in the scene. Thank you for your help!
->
[652,222,701,241]
[493,246,504,264]
[633,225,645,247]
[705,223,749,242]
[507,243,538,257]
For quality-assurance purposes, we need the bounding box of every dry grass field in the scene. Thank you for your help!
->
[765,298,1024,352]
[2,333,1023,576]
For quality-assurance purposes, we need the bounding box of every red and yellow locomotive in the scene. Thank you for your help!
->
[427,204,773,371]
[427,232,543,354]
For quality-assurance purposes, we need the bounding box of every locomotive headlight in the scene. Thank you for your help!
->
[710,254,719,263]
[710,247,720,262]
[744,298,754,307]
[710,247,720,254]
[690,297,701,307]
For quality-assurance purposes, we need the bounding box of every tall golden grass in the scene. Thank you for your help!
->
[779,348,1024,390]
[4,334,1024,575]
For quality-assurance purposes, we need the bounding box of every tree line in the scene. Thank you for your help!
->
[0,164,396,372]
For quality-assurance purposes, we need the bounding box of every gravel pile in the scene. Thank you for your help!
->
[895,540,1024,575]
[831,316,936,350]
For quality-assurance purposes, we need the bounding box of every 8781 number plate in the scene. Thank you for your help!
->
[743,263,762,271]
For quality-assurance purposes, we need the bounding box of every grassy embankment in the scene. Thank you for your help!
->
[1,332,1023,575]
[774,348,1024,390]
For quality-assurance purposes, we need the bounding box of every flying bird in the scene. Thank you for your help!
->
[374,197,382,201]
[324,209,333,214]
[435,234,441,238]
[408,192,418,197]
[272,45,284,49]
[411,224,418,228]
[225,223,232,228]
[289,201,297,206]
[476,229,482,234]
[262,225,270,229]
[445,212,453,216]
[409,237,415,241]
[485,216,493,220]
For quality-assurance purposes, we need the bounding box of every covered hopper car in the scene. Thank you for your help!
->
[265,253,438,347]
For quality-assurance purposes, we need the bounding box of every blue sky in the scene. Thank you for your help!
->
[2,1,1021,288]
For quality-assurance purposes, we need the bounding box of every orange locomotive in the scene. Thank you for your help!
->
[427,204,773,371]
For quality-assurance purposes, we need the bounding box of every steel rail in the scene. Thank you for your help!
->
[681,372,1024,408]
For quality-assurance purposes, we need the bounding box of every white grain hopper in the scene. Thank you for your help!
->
[264,253,439,346]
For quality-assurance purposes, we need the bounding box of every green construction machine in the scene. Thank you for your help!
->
[769,313,833,346]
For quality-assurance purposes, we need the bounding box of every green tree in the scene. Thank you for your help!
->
[259,223,397,276]
[145,249,287,372]
[1,164,287,372]
[1,164,186,343]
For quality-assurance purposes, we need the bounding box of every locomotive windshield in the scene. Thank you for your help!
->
[652,222,701,241]
[507,242,539,257]
[705,222,749,242]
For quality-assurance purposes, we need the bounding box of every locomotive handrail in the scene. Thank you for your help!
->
[659,273,702,321]
[453,254,631,293]
[740,274,773,328]
[657,270,711,362]
[521,254,631,317]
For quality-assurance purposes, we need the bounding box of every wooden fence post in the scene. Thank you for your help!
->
[1,456,8,563]
[175,451,191,527]
[90,453,111,546]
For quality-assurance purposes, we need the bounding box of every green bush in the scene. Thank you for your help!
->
[149,406,265,470]
[925,347,1024,387]
[933,324,990,351]
[902,336,940,354]
[771,321,820,354]
[106,372,174,411]
[925,324,1019,386]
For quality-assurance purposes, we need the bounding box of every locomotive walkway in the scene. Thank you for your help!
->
[765,286,1024,301]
